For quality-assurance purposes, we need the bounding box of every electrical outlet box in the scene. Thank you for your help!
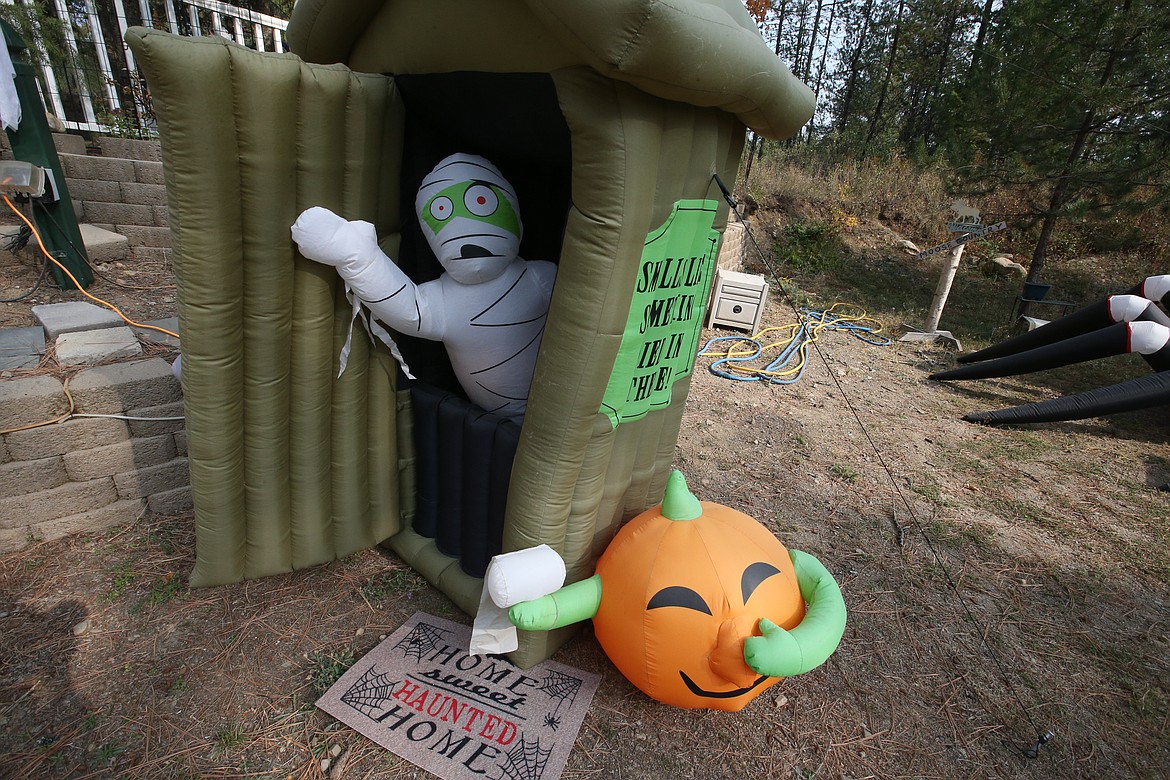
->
[707,268,768,333]
[0,160,46,197]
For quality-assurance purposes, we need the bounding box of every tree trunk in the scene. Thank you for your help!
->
[837,0,874,133]
[803,0,826,87]
[967,0,996,78]
[774,0,789,57]
[861,0,905,158]
[808,0,839,145]
[744,132,762,184]
[1025,0,1130,286]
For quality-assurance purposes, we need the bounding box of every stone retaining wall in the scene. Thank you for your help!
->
[0,358,189,554]
[1,133,171,263]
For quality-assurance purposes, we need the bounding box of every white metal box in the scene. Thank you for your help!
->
[706,268,768,333]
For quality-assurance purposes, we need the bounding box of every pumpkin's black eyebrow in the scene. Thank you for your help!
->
[647,586,712,615]
[741,562,782,603]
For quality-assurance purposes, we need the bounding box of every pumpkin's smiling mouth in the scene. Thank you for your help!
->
[679,671,769,699]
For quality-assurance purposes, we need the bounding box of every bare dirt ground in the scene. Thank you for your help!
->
[1,224,1168,779]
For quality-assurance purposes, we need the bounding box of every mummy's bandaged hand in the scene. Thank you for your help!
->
[291,206,422,331]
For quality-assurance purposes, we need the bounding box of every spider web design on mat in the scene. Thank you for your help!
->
[340,665,401,718]
[535,669,583,730]
[492,735,551,780]
[393,621,449,663]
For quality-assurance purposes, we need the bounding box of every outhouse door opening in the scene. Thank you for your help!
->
[391,72,572,577]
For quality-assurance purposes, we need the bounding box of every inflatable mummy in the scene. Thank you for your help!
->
[292,154,555,420]
[932,275,1170,424]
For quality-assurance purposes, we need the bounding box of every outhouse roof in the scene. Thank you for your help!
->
[286,0,814,140]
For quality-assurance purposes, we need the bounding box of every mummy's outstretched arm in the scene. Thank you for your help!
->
[291,206,429,335]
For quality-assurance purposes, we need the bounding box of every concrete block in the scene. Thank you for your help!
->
[133,159,165,186]
[0,326,47,370]
[55,326,143,366]
[146,484,192,516]
[125,400,185,436]
[32,301,124,340]
[32,498,146,545]
[68,178,122,203]
[0,526,30,554]
[59,153,136,182]
[151,205,170,228]
[95,137,162,162]
[0,436,10,463]
[3,416,129,460]
[119,181,167,206]
[173,429,187,456]
[117,224,171,249]
[0,477,117,529]
[68,358,181,414]
[82,201,154,228]
[717,220,747,273]
[79,223,129,264]
[62,433,177,481]
[52,132,88,156]
[0,374,67,429]
[132,318,180,348]
[0,456,68,499]
[114,456,189,499]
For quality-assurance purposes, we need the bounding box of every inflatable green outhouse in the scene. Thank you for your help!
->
[126,0,813,667]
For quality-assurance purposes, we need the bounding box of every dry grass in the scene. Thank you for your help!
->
[744,151,949,242]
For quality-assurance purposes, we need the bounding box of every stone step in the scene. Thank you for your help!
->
[3,303,179,370]
[53,133,88,156]
[80,223,130,263]
[93,136,162,162]
[0,326,46,371]
[79,200,168,230]
[83,223,170,252]
[58,152,169,235]
[66,162,165,194]
[32,301,125,340]
[4,133,169,245]
[0,221,129,265]
[58,151,137,184]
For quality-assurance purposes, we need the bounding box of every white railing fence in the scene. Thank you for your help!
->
[0,0,288,136]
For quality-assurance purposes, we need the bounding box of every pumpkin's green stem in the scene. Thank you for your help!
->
[662,470,702,521]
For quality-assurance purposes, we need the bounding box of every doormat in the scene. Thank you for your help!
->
[317,612,599,780]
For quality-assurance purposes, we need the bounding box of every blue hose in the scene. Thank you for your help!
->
[699,307,891,384]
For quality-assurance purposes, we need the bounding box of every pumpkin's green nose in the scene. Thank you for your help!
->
[661,470,702,521]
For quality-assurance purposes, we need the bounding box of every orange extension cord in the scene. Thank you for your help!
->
[3,194,180,340]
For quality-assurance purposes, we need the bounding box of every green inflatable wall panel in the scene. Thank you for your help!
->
[126,29,406,587]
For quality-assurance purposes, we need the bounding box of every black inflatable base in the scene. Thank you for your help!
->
[410,384,521,577]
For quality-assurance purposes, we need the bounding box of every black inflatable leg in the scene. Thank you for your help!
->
[435,395,466,557]
[964,370,1170,424]
[459,412,498,577]
[488,419,521,565]
[410,384,444,539]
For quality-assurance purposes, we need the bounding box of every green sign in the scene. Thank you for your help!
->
[600,199,720,428]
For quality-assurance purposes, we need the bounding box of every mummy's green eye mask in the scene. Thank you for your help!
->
[422,180,520,237]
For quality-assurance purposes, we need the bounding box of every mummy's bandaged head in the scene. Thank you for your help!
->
[415,154,523,285]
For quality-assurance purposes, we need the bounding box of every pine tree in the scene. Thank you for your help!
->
[956,0,1170,284]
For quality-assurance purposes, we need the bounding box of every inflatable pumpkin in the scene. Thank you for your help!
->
[508,471,846,711]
